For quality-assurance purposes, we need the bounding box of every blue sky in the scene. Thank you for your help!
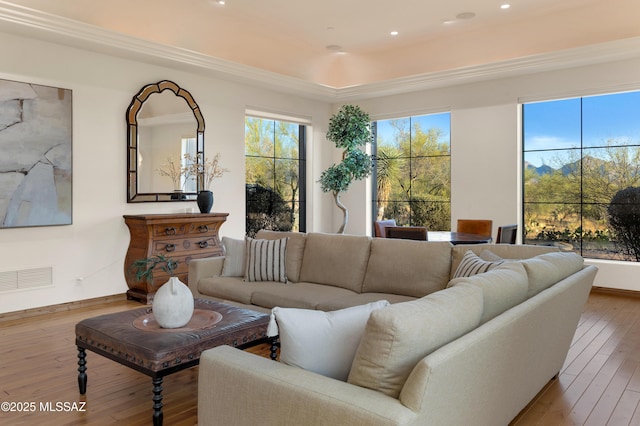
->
[375,112,451,148]
[523,91,640,167]
[373,91,640,168]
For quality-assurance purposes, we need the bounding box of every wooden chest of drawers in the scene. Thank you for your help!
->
[123,213,228,303]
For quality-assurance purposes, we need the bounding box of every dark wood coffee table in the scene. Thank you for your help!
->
[75,298,270,426]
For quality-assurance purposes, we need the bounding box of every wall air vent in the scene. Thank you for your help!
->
[0,267,53,292]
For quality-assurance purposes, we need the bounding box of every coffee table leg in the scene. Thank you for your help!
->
[77,347,87,394]
[152,376,163,426]
[269,336,280,361]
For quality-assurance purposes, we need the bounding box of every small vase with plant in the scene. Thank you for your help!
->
[156,156,191,194]
[186,152,229,213]
[130,254,194,329]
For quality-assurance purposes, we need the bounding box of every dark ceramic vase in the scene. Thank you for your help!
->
[197,190,214,213]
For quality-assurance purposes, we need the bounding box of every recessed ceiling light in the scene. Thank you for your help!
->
[326,45,344,54]
[501,4,510,9]
[456,12,476,20]
[442,19,455,25]
[217,0,225,4]
[390,31,399,36]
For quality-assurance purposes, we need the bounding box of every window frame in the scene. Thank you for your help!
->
[371,112,452,234]
[244,115,307,236]
[521,90,640,260]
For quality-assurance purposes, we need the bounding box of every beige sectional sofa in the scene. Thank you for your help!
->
[190,230,598,426]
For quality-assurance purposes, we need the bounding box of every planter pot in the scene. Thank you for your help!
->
[197,190,214,213]
[152,276,194,328]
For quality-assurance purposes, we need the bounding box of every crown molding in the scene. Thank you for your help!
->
[1,1,639,103]
[336,36,640,102]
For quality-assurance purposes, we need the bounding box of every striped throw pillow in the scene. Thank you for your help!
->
[453,249,504,278]
[244,237,288,283]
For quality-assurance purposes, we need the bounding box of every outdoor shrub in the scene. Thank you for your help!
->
[607,187,640,261]
[245,184,293,238]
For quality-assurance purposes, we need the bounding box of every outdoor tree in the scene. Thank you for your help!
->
[319,105,373,234]
[524,143,640,252]
[607,186,640,261]
[245,118,300,233]
[375,119,450,229]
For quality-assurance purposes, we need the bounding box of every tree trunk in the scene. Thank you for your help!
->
[334,191,348,234]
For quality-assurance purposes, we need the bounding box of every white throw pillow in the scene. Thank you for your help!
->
[244,237,288,282]
[267,300,390,381]
[452,249,504,278]
[220,237,246,277]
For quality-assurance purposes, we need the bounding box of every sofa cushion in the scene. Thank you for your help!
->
[348,283,483,398]
[197,276,286,305]
[451,243,559,279]
[317,293,415,311]
[448,262,528,323]
[244,237,288,283]
[267,300,390,381]
[251,282,357,310]
[362,239,452,297]
[220,237,246,277]
[299,233,371,292]
[452,250,504,278]
[256,230,306,283]
[522,251,584,297]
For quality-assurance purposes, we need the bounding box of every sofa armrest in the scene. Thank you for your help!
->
[198,346,418,426]
[188,256,225,298]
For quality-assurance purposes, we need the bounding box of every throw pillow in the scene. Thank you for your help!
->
[347,284,483,398]
[452,249,504,278]
[220,237,246,277]
[479,249,503,262]
[244,237,288,283]
[267,300,390,381]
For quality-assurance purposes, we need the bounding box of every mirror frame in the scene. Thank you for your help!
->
[126,80,204,202]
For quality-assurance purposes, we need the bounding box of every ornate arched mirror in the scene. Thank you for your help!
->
[126,80,204,202]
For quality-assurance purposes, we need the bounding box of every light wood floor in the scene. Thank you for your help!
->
[1,291,639,425]
[512,290,640,426]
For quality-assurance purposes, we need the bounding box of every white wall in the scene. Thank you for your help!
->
[1,32,639,314]
[0,32,333,313]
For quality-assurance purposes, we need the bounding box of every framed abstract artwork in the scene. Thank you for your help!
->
[0,79,72,228]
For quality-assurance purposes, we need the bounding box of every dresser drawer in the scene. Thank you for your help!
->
[152,223,188,238]
[152,237,222,255]
[186,221,222,236]
[149,252,221,281]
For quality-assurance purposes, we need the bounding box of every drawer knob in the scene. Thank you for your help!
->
[198,240,209,249]
[165,227,177,236]
[198,225,209,233]
[165,244,176,252]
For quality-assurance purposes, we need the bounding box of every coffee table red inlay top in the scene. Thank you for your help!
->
[75,298,270,426]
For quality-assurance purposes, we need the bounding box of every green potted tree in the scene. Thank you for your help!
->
[319,105,373,234]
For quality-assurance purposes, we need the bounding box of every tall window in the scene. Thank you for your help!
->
[522,91,640,260]
[245,116,306,237]
[372,113,451,231]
